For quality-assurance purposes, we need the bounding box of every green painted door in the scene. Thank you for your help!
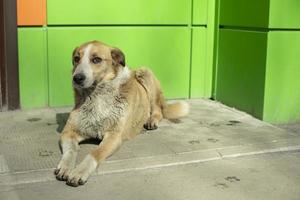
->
[48,27,191,107]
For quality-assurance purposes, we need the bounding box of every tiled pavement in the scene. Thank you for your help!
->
[0,99,299,200]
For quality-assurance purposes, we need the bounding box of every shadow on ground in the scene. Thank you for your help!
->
[55,112,101,146]
[56,113,69,133]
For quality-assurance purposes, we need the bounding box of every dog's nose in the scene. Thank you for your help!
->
[73,74,86,85]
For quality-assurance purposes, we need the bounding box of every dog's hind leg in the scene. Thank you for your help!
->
[144,102,163,130]
[67,132,122,187]
[144,87,164,130]
[136,68,164,130]
[54,122,84,181]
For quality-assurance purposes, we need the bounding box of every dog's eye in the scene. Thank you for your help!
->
[74,56,80,63]
[92,57,102,64]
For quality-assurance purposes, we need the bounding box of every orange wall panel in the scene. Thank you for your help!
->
[17,0,46,26]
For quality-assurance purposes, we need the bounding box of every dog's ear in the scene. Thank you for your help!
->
[111,48,126,67]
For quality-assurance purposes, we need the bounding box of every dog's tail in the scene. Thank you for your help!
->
[162,100,189,120]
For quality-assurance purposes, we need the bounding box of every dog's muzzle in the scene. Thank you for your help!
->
[73,73,86,86]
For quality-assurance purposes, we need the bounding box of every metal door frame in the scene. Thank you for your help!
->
[0,0,20,110]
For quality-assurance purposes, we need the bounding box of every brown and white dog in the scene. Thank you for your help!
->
[54,40,189,186]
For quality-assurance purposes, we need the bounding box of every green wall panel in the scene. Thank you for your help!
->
[206,0,217,98]
[193,0,208,25]
[219,0,269,28]
[48,27,191,107]
[47,0,191,25]
[264,31,300,123]
[216,29,268,118]
[190,27,208,97]
[269,0,300,29]
[18,28,48,108]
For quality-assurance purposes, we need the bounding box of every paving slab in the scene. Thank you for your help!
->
[1,151,300,200]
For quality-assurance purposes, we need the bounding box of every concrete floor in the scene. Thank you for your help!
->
[0,99,299,200]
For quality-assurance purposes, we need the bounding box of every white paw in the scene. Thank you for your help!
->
[54,151,77,181]
[66,155,97,187]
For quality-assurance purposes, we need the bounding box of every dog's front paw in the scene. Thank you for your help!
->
[55,161,73,181]
[66,155,97,187]
[54,152,77,181]
[144,118,158,130]
[66,169,88,187]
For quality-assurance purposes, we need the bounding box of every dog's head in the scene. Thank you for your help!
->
[71,41,126,89]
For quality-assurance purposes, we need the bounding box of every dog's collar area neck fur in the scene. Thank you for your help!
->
[77,87,94,102]
[112,66,131,85]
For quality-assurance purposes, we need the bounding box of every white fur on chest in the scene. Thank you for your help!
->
[72,83,127,139]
